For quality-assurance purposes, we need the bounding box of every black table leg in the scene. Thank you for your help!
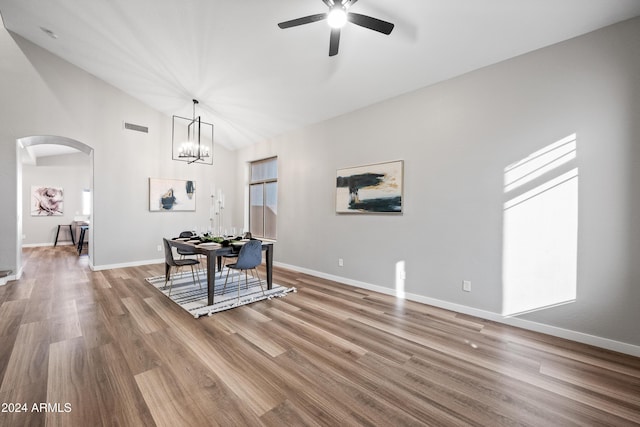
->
[207,254,216,306]
[266,245,273,290]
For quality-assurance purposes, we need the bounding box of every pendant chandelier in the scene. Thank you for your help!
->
[172,99,214,165]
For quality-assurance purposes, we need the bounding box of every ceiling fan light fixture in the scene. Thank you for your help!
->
[327,8,347,28]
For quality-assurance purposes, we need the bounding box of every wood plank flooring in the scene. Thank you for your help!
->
[0,246,639,426]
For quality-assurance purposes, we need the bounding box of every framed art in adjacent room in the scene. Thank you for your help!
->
[336,160,403,214]
[149,178,196,211]
[31,186,64,216]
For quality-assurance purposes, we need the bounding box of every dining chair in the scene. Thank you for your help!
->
[222,239,265,301]
[219,238,260,278]
[176,231,197,257]
[219,245,240,278]
[176,230,204,279]
[162,238,202,297]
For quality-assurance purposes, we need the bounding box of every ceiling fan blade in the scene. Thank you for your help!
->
[329,28,340,56]
[347,12,394,35]
[278,13,327,29]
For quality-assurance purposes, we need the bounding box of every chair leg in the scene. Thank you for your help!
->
[190,265,202,289]
[254,268,265,296]
[164,266,171,288]
[223,268,232,294]
[168,267,178,296]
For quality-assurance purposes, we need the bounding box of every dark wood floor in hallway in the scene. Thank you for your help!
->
[0,246,639,426]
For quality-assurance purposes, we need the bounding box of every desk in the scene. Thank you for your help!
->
[167,239,274,306]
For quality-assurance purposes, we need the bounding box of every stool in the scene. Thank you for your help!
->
[54,224,75,247]
[77,225,89,255]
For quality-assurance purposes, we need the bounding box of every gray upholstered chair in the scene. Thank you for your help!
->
[176,230,204,280]
[222,239,265,300]
[219,245,240,278]
[176,230,197,257]
[163,238,202,297]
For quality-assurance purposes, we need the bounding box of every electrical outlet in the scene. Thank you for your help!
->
[463,280,471,292]
[338,258,344,267]
[157,245,162,252]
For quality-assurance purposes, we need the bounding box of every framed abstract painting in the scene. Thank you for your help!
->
[31,186,64,216]
[149,178,196,211]
[336,160,403,214]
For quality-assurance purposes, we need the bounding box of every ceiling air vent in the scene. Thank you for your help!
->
[123,122,149,133]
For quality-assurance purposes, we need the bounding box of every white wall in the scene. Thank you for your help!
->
[0,29,237,272]
[22,152,90,246]
[235,17,640,348]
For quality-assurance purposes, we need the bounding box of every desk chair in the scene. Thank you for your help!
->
[222,240,265,301]
[163,238,202,297]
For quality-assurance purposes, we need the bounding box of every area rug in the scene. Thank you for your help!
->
[146,270,295,318]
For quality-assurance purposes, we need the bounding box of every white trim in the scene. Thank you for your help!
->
[92,258,164,271]
[0,265,23,286]
[91,258,164,271]
[274,261,640,358]
[22,242,75,248]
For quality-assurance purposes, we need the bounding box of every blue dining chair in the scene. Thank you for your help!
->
[222,239,265,301]
[176,230,204,280]
[163,238,202,297]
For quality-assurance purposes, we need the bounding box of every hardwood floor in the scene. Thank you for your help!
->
[0,246,639,426]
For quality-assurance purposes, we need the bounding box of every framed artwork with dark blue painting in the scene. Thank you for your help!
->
[336,160,403,214]
[149,178,196,211]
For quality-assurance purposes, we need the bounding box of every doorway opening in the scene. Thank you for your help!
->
[16,136,94,272]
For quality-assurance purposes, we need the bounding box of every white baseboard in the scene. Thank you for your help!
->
[274,261,640,358]
[22,242,75,248]
[91,258,164,271]
[0,265,23,286]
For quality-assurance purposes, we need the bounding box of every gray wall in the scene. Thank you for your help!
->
[235,18,640,347]
[22,152,90,246]
[0,29,237,272]
[1,15,638,350]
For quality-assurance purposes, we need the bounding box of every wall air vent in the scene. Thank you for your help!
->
[123,122,149,133]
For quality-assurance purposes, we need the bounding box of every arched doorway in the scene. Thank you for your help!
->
[16,136,94,269]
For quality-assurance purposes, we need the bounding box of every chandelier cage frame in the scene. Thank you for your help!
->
[172,99,214,165]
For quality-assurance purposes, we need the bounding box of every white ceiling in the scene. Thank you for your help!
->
[2,0,640,151]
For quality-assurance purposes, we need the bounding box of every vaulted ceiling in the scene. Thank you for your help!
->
[2,0,640,150]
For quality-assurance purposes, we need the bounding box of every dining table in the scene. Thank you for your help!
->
[166,237,274,306]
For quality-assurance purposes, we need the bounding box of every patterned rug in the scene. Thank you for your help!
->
[146,270,295,318]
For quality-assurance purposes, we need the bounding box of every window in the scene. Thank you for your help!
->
[82,189,91,216]
[249,157,277,239]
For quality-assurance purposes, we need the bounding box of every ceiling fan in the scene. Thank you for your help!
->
[278,0,395,57]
